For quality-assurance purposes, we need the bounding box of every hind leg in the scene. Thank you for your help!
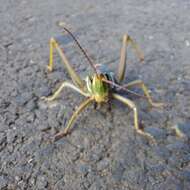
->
[47,37,84,89]
[117,34,144,83]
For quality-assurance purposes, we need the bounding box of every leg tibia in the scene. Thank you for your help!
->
[41,81,89,102]
[54,97,93,141]
[112,93,155,142]
[124,80,164,108]
[117,34,144,83]
[47,37,84,89]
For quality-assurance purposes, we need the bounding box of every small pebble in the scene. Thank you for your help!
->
[0,176,8,189]
[185,40,190,47]
[148,36,154,40]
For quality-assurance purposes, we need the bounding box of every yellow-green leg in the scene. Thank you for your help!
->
[47,37,84,89]
[54,97,94,141]
[124,80,164,108]
[41,81,89,102]
[117,34,144,83]
[112,93,155,142]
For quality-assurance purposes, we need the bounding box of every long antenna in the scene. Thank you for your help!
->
[102,78,147,99]
[58,22,98,74]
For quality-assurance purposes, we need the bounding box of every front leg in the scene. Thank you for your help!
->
[54,97,94,141]
[112,93,155,142]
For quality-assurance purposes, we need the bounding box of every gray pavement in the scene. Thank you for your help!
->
[0,0,190,189]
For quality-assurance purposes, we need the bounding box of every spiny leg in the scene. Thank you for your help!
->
[112,93,155,142]
[48,37,84,89]
[41,81,89,102]
[123,80,164,108]
[54,97,94,141]
[117,34,144,83]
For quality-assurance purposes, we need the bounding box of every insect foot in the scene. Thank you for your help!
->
[53,131,71,142]
[40,96,54,102]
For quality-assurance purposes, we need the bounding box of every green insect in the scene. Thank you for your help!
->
[41,23,164,142]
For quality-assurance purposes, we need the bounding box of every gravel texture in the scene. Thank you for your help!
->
[0,0,190,189]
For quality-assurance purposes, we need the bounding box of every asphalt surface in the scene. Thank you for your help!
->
[0,0,190,189]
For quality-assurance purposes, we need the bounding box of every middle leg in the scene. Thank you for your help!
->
[123,80,164,108]
[41,81,89,102]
